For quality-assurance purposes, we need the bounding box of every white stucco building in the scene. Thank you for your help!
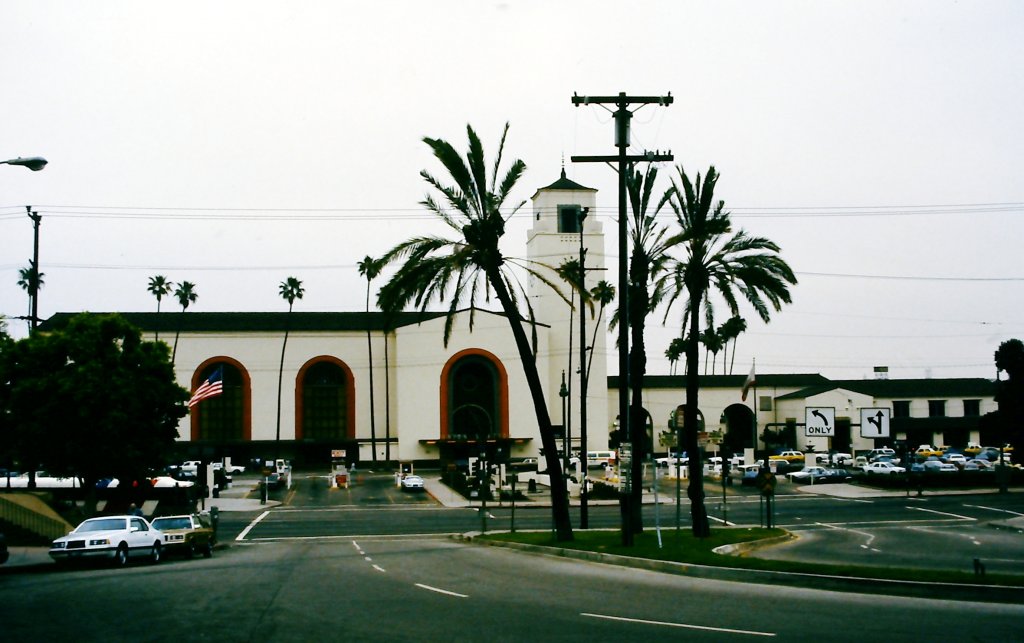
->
[41,172,999,467]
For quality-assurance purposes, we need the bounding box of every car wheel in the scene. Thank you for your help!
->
[113,543,129,567]
[150,542,161,564]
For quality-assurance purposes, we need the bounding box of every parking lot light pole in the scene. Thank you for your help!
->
[1,156,47,171]
[2,157,47,329]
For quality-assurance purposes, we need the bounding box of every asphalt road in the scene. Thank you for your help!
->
[220,470,1024,576]
[2,535,1022,642]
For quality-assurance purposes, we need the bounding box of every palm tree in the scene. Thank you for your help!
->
[665,336,685,376]
[623,164,673,532]
[16,260,44,328]
[276,277,304,449]
[700,327,724,374]
[357,256,384,463]
[171,281,198,364]
[586,280,615,381]
[720,315,747,375]
[659,165,796,537]
[147,275,173,341]
[377,123,573,541]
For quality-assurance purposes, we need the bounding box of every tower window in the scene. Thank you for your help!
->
[558,205,581,233]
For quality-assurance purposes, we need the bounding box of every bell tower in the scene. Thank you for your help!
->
[527,168,609,453]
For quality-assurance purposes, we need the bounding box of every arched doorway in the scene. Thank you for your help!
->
[190,357,251,443]
[438,349,510,462]
[722,403,755,455]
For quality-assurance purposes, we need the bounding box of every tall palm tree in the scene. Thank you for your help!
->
[276,277,304,449]
[665,336,685,376]
[623,164,672,533]
[659,165,796,537]
[720,315,747,375]
[358,256,384,462]
[586,280,615,381]
[171,281,198,364]
[377,123,573,541]
[147,275,173,341]
[17,260,44,329]
[700,327,724,374]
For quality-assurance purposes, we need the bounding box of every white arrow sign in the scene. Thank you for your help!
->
[805,407,835,437]
[860,407,891,438]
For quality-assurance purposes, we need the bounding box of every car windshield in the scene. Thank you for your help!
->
[76,518,126,533]
[152,517,192,530]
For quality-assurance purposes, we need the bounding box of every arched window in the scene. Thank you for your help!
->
[191,359,249,442]
[439,350,508,442]
[296,357,355,441]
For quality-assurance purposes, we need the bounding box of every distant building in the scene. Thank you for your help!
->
[39,172,997,465]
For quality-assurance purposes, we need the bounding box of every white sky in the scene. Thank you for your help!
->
[2,1,1022,381]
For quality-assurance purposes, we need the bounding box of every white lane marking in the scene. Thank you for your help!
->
[816,522,880,552]
[964,504,1024,517]
[372,564,386,573]
[907,506,975,521]
[581,613,775,637]
[235,511,270,541]
[364,556,373,562]
[415,583,468,598]
[352,540,365,555]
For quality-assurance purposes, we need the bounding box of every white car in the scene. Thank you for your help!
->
[788,466,828,482]
[400,474,425,491]
[942,453,967,466]
[863,462,906,475]
[212,462,246,474]
[5,472,80,488]
[655,453,688,468]
[49,515,164,566]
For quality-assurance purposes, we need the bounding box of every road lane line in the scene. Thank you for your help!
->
[235,510,270,541]
[816,522,879,551]
[581,613,775,637]
[907,506,975,521]
[964,504,1024,517]
[372,564,386,573]
[352,540,364,555]
[415,583,468,598]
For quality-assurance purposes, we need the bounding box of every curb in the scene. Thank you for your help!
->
[458,531,1024,605]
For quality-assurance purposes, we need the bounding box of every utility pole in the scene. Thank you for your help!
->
[578,206,590,529]
[27,206,42,330]
[571,92,673,546]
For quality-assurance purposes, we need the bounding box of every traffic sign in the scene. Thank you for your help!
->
[860,407,891,438]
[805,407,835,437]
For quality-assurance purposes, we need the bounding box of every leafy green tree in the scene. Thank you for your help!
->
[276,277,305,448]
[147,275,173,341]
[358,256,385,462]
[3,314,187,506]
[991,339,1024,464]
[378,123,573,541]
[586,280,615,382]
[659,166,796,537]
[171,281,198,363]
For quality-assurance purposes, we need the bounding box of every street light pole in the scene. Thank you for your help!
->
[27,206,41,329]
[1,156,47,171]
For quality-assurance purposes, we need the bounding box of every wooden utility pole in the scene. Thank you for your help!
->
[571,92,673,545]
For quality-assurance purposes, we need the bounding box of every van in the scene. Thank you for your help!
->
[586,451,615,469]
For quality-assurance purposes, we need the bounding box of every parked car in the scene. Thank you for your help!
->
[400,474,425,491]
[967,458,995,470]
[824,452,853,466]
[150,514,216,558]
[587,451,617,468]
[788,466,828,482]
[49,516,164,566]
[770,450,805,463]
[655,452,688,468]
[915,445,942,459]
[941,453,967,466]
[934,462,958,473]
[737,464,762,486]
[963,443,983,456]
[863,462,906,475]
[211,462,246,474]
[866,448,899,463]
[822,468,853,483]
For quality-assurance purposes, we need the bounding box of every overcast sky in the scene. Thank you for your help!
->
[2,1,1022,381]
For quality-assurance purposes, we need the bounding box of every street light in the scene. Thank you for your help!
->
[1,156,48,171]
[3,156,47,330]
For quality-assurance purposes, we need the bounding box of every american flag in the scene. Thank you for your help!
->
[188,367,224,408]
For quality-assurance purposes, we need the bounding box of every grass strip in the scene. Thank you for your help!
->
[481,528,1024,587]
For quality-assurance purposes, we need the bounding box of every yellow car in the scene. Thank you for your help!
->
[963,443,982,456]
[769,450,805,463]
[915,445,943,458]
[150,514,216,558]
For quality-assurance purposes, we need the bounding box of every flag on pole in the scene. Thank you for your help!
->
[188,367,224,408]
[741,364,756,401]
